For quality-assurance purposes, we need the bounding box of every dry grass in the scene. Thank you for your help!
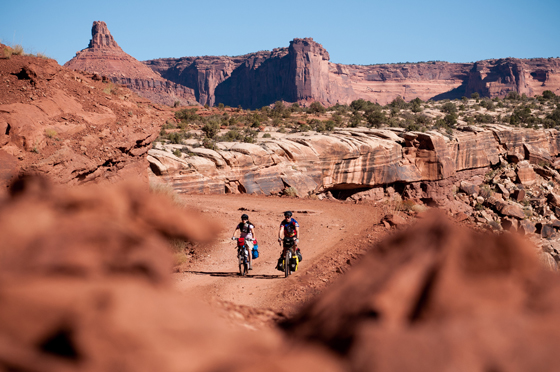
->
[44,128,57,138]
[11,44,24,56]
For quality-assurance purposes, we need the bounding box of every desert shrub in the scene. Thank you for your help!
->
[282,186,299,197]
[103,82,115,95]
[350,99,380,112]
[219,129,243,142]
[506,91,520,100]
[262,133,272,138]
[543,90,557,100]
[475,113,494,123]
[510,105,532,125]
[388,96,408,110]
[44,128,57,138]
[470,92,480,100]
[173,149,182,158]
[290,103,301,113]
[441,102,457,114]
[366,110,386,128]
[444,113,458,127]
[332,103,349,113]
[415,114,432,126]
[175,108,199,123]
[201,138,215,149]
[332,113,343,125]
[325,120,335,131]
[546,107,560,126]
[11,44,24,56]
[202,121,220,139]
[168,132,183,144]
[348,112,363,127]
[309,101,326,114]
[272,101,286,117]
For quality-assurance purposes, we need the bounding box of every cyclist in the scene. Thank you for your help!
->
[232,214,256,270]
[277,211,300,270]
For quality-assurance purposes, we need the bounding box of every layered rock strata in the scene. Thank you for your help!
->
[64,21,197,106]
[147,126,560,200]
[145,40,560,108]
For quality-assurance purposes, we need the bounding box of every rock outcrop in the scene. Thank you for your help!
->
[148,125,560,199]
[145,40,560,108]
[64,21,197,106]
[0,51,173,187]
[280,212,560,371]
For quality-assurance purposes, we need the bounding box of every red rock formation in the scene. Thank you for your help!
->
[64,21,197,106]
[0,52,173,187]
[145,39,560,108]
[147,126,560,200]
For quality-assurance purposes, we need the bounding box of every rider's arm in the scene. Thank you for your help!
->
[231,225,239,239]
[250,226,256,241]
[278,225,284,241]
[296,226,300,241]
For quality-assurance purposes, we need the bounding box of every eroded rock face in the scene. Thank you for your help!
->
[144,39,560,108]
[280,212,560,371]
[0,53,171,187]
[149,126,560,198]
[64,21,197,106]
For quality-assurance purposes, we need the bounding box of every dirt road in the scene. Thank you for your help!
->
[173,194,386,315]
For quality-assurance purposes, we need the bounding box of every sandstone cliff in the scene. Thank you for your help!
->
[147,126,560,204]
[145,40,560,108]
[64,21,197,106]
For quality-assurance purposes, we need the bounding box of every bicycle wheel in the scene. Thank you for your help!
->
[284,251,291,278]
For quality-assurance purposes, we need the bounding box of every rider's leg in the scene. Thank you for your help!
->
[246,240,254,269]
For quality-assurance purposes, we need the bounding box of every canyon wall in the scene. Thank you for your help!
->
[145,41,560,108]
[64,21,198,106]
[65,22,560,109]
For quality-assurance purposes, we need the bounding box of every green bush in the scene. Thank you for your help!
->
[441,102,457,114]
[470,92,480,100]
[202,121,220,139]
[325,120,335,131]
[173,149,182,158]
[309,101,326,114]
[366,110,386,128]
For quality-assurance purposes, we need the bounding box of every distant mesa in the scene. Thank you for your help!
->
[67,21,560,109]
[64,21,197,106]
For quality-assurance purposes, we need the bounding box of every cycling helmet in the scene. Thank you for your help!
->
[284,211,292,218]
[241,213,249,220]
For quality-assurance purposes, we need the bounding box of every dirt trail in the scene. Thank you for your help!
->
[174,194,384,314]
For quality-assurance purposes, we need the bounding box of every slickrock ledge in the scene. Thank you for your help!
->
[148,126,560,201]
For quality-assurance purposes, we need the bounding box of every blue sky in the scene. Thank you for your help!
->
[1,0,559,66]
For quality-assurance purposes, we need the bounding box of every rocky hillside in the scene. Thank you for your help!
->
[64,21,198,106]
[0,42,174,188]
[145,39,560,108]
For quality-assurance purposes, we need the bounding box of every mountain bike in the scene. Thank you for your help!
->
[280,237,299,278]
[234,237,251,276]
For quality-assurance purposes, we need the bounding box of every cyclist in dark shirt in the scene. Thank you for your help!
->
[232,213,256,270]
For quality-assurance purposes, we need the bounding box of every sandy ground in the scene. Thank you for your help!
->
[173,194,386,316]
